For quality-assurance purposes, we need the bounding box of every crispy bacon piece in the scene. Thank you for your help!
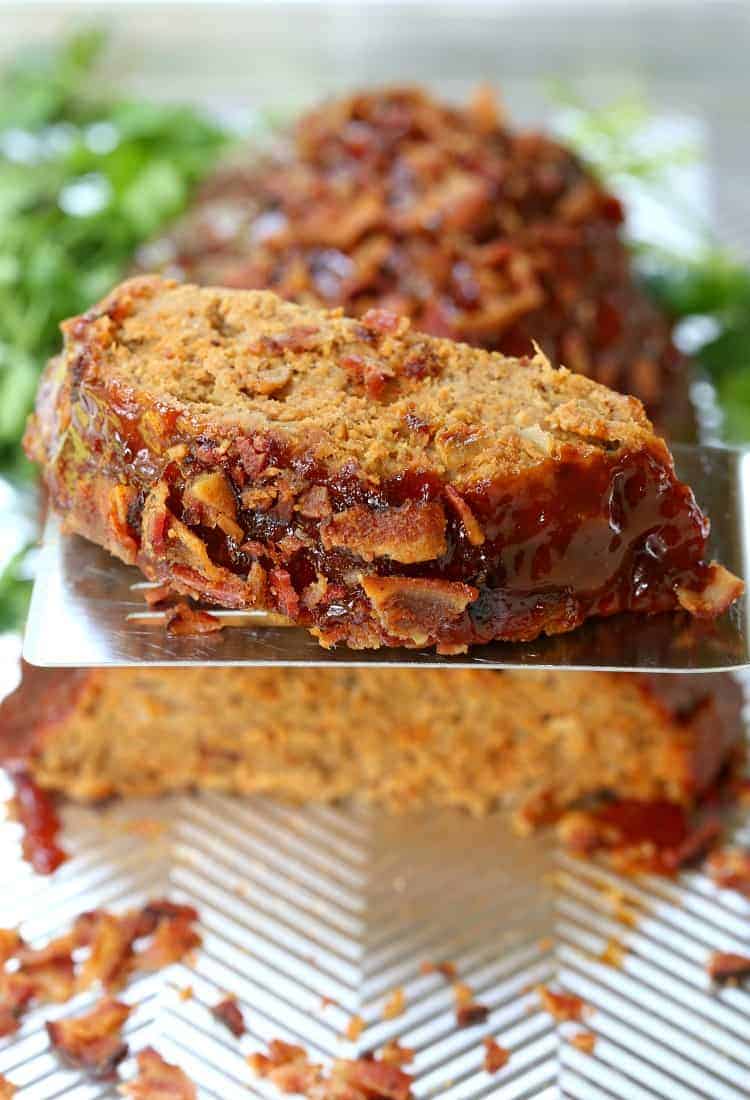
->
[707,848,750,898]
[77,912,135,992]
[249,1040,414,1099]
[120,1047,197,1099]
[707,952,750,983]
[0,1075,16,1099]
[483,1037,510,1073]
[212,996,246,1038]
[164,602,224,636]
[134,914,201,972]
[420,959,457,980]
[569,1031,596,1055]
[0,973,35,1036]
[361,575,476,647]
[457,1003,489,1028]
[346,1014,365,1041]
[47,997,131,1079]
[380,1041,414,1068]
[537,985,587,1022]
[0,930,22,965]
[323,502,447,564]
[382,987,405,1020]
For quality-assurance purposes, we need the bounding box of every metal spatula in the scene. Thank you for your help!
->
[22,443,749,672]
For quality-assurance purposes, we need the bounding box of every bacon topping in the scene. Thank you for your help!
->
[483,1037,510,1073]
[212,996,246,1038]
[120,1046,197,1099]
[323,501,447,564]
[47,997,131,1079]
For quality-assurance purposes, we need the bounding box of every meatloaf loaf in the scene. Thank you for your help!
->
[0,665,742,820]
[146,86,692,436]
[25,276,742,652]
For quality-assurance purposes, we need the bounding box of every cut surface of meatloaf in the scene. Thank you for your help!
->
[146,86,693,437]
[25,275,742,652]
[0,665,742,819]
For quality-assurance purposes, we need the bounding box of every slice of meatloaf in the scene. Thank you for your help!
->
[0,664,742,819]
[25,275,742,652]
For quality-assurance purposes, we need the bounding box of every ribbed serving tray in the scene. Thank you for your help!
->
[1,752,748,1100]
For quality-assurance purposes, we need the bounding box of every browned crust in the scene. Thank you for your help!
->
[25,277,740,652]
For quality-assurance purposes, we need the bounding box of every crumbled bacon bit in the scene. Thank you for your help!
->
[164,601,224,636]
[452,981,472,1008]
[456,1002,489,1028]
[382,987,405,1020]
[676,563,744,618]
[380,1041,414,1067]
[707,952,750,983]
[120,1046,197,1099]
[10,773,67,874]
[444,486,485,546]
[249,1039,414,1099]
[77,911,134,992]
[47,997,131,1079]
[483,1037,510,1073]
[569,1031,596,1055]
[346,1013,365,1041]
[0,1075,16,1099]
[142,583,174,607]
[212,996,246,1038]
[0,973,34,1036]
[269,567,301,618]
[322,501,447,564]
[537,985,586,1022]
[361,574,476,646]
[135,913,201,972]
[0,930,22,965]
[420,959,457,980]
[707,848,750,898]
[253,325,322,354]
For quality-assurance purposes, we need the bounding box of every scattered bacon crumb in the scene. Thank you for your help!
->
[47,997,131,1079]
[380,1040,414,1067]
[141,583,174,607]
[707,848,750,899]
[569,1031,596,1055]
[483,1037,510,1073]
[598,938,625,968]
[457,1003,489,1028]
[0,899,201,1039]
[320,994,338,1010]
[537,985,587,1022]
[382,987,405,1020]
[10,773,67,874]
[346,1013,366,1041]
[0,930,22,966]
[420,960,456,980]
[452,981,473,1008]
[164,601,223,636]
[134,913,201,972]
[212,995,246,1038]
[120,1047,197,1099]
[249,1039,414,1099]
[179,986,193,1001]
[0,1075,16,1099]
[707,952,750,983]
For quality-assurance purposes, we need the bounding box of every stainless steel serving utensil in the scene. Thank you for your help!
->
[22,443,750,671]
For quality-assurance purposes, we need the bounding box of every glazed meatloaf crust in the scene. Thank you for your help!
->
[149,86,692,436]
[0,665,743,819]
[25,276,742,652]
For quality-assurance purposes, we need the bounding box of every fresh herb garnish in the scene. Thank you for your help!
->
[548,82,750,443]
[0,29,231,474]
